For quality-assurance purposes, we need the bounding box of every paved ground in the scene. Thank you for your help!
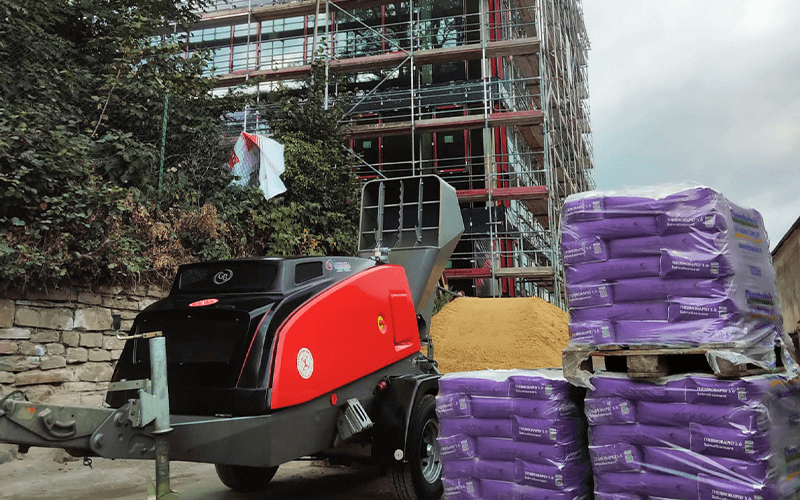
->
[0,446,398,500]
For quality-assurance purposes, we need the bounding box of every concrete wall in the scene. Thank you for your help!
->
[775,226,800,334]
[0,286,165,406]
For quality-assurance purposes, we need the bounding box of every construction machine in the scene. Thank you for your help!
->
[0,175,463,500]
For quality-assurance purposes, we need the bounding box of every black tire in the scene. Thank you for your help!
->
[214,463,279,492]
[390,394,444,500]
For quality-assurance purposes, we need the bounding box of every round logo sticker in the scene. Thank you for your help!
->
[297,348,314,379]
[377,316,387,334]
[213,269,233,285]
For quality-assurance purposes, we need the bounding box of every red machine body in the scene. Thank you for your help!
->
[269,265,420,409]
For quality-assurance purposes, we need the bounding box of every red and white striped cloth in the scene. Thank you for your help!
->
[228,132,286,200]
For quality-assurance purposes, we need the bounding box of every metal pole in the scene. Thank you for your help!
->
[158,89,169,196]
[409,2,415,175]
[324,0,330,109]
[312,0,322,59]
[149,336,174,500]
[480,0,498,297]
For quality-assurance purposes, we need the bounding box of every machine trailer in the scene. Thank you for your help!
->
[0,175,464,500]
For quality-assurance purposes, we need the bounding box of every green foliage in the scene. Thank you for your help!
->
[258,62,362,256]
[0,0,360,291]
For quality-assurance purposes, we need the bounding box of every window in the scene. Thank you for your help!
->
[295,262,324,284]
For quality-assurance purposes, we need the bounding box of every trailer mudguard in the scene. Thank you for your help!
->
[269,265,421,409]
[371,373,440,465]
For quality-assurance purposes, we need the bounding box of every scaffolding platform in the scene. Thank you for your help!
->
[443,266,555,284]
[214,39,540,87]
[345,110,544,139]
[185,0,594,304]
[456,186,548,219]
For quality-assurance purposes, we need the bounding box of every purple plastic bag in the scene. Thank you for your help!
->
[667,297,740,323]
[437,393,472,419]
[440,376,510,398]
[656,209,726,236]
[507,374,572,400]
[566,257,661,284]
[440,417,513,439]
[608,232,724,259]
[567,282,614,309]
[689,422,770,461]
[589,443,643,473]
[637,401,767,432]
[686,377,769,406]
[601,195,675,214]
[563,197,605,222]
[514,458,590,491]
[613,318,732,345]
[444,458,516,482]
[698,473,775,500]
[594,471,697,499]
[659,250,732,279]
[563,237,610,265]
[593,494,644,500]
[590,424,690,449]
[571,302,669,322]
[480,479,589,500]
[443,477,481,500]
[563,216,659,242]
[470,397,579,420]
[590,376,689,402]
[439,434,478,462]
[728,202,764,232]
[512,416,581,445]
[604,188,721,213]
[569,320,615,344]
[642,446,771,484]
[476,437,584,466]
[584,397,637,425]
[612,277,730,302]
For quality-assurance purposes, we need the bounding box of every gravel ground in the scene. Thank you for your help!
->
[0,445,399,500]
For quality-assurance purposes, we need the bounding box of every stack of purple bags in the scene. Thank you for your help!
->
[586,372,800,500]
[561,185,783,363]
[437,370,592,500]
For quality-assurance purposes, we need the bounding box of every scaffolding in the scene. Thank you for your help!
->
[182,0,594,307]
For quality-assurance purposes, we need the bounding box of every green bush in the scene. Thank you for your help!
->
[0,0,360,291]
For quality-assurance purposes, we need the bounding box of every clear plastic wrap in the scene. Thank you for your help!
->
[437,369,591,500]
[585,372,800,500]
[560,184,793,384]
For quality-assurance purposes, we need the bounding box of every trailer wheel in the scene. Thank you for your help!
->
[390,394,443,500]
[214,464,279,492]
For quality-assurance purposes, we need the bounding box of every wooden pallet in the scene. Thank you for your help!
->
[565,343,785,380]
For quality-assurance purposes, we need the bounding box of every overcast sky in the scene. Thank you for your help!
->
[581,0,800,250]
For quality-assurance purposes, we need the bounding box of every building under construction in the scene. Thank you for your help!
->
[182,0,594,307]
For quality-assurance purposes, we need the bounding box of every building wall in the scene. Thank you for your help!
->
[775,225,800,334]
[0,286,165,406]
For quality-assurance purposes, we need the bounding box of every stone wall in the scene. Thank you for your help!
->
[0,286,165,406]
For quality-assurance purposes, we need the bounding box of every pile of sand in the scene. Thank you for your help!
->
[429,297,569,373]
